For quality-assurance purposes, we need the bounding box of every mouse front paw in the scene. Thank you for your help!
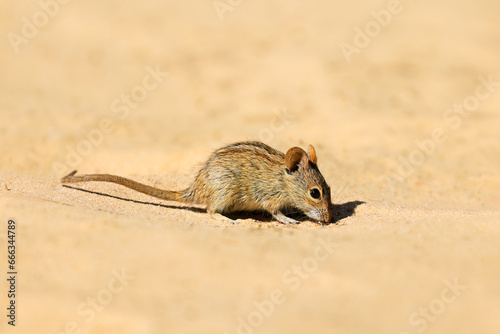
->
[273,212,300,225]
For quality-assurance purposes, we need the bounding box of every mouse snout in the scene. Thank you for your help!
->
[321,202,333,223]
[325,206,333,223]
[315,204,332,223]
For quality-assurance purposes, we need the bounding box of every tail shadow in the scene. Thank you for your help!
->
[62,185,206,213]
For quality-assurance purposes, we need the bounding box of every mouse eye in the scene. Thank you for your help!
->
[309,188,321,200]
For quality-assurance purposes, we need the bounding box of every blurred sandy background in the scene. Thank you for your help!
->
[1,0,500,333]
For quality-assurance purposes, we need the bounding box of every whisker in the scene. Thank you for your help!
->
[334,181,348,202]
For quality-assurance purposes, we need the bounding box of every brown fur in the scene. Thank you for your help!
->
[61,141,333,224]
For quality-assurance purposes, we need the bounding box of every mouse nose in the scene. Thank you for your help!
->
[325,203,333,223]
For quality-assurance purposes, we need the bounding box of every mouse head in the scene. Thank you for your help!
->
[284,144,333,223]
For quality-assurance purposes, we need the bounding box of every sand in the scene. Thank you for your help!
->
[1,1,500,333]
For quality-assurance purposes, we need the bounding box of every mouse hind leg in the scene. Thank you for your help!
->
[205,197,239,224]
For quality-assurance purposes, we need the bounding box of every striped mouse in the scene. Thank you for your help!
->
[61,141,333,224]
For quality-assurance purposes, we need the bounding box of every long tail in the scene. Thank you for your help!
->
[61,170,184,202]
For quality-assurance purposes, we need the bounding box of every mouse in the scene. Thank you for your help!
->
[61,141,333,224]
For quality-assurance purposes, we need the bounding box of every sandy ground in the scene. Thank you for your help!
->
[1,1,500,333]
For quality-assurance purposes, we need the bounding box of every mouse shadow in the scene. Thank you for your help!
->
[223,200,365,224]
[63,185,364,224]
[62,185,206,213]
[330,201,365,224]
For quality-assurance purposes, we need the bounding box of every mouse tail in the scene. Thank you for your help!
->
[61,170,184,202]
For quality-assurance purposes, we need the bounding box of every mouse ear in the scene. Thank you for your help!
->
[285,147,307,172]
[308,145,317,165]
